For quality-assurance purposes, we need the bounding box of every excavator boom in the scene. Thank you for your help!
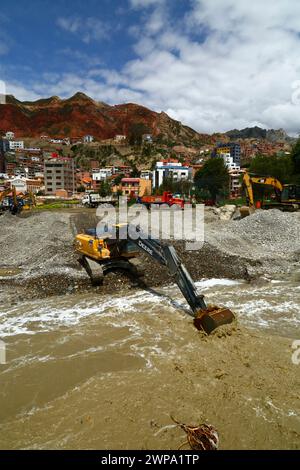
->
[75,224,235,334]
[241,171,299,216]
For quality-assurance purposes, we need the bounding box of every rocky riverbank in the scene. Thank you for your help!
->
[0,208,299,301]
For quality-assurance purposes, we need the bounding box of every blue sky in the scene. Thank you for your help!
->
[1,0,300,134]
[0,0,191,95]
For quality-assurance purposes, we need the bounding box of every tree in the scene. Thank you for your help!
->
[249,153,294,183]
[194,158,229,202]
[113,173,125,186]
[77,185,85,193]
[98,181,112,197]
[290,138,300,175]
[130,164,140,177]
[128,123,150,147]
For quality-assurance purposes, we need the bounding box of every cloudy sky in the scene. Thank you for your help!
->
[1,0,300,134]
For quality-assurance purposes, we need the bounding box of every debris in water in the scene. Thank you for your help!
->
[171,416,219,450]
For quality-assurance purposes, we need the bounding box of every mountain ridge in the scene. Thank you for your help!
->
[0,93,212,144]
[0,93,294,144]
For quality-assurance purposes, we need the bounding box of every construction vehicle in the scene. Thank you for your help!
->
[21,192,36,211]
[137,191,185,209]
[82,193,102,208]
[241,172,300,217]
[82,193,118,208]
[0,187,20,214]
[74,223,235,334]
[0,188,35,214]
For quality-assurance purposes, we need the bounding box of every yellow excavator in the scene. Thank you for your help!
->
[0,188,36,214]
[241,171,300,217]
[21,191,36,211]
[74,223,235,335]
[0,187,19,214]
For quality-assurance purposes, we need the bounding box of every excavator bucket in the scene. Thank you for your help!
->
[193,306,235,334]
[240,205,256,218]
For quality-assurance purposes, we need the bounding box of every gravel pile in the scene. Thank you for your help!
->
[205,209,300,276]
[207,209,300,258]
[0,208,299,299]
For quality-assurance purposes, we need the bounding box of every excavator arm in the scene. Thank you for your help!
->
[0,187,19,213]
[76,224,235,334]
[241,172,285,216]
[124,225,207,313]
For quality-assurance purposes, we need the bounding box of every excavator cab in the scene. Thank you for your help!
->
[281,184,300,203]
[75,223,235,335]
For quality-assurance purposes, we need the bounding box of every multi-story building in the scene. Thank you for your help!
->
[9,176,42,194]
[9,141,24,150]
[152,160,192,189]
[220,153,240,171]
[44,156,75,195]
[229,168,245,198]
[0,139,9,173]
[118,178,152,197]
[215,142,241,165]
[92,168,114,190]
[93,168,113,181]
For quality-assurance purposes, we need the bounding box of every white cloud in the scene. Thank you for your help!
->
[57,16,109,43]
[8,1,300,135]
[130,0,165,8]
[119,0,300,134]
[59,48,103,66]
[5,82,42,101]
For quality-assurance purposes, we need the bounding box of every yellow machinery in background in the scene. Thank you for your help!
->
[0,188,36,214]
[241,171,300,217]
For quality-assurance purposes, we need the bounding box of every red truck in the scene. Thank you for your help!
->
[137,191,185,209]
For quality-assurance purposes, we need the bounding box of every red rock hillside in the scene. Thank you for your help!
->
[0,92,212,144]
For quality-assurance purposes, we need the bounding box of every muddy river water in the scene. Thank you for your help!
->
[0,272,299,449]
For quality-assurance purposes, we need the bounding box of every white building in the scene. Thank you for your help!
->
[229,168,245,198]
[92,168,113,182]
[84,135,94,143]
[219,153,244,197]
[9,177,41,194]
[153,161,192,189]
[140,170,153,180]
[9,141,24,150]
[5,131,15,140]
[142,134,153,143]
[220,153,240,171]
[114,135,126,142]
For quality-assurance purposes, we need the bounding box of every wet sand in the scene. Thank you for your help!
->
[0,286,299,450]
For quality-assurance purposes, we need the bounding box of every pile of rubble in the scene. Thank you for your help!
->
[205,209,300,276]
[212,204,237,221]
[0,208,299,299]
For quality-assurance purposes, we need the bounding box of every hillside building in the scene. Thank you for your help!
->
[152,160,192,189]
[44,156,75,195]
[9,141,24,150]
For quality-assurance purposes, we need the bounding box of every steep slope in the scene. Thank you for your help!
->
[0,93,212,144]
